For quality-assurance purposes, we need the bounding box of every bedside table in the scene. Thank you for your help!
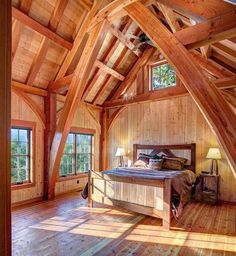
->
[200,173,220,204]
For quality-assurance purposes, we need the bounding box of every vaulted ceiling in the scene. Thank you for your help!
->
[12,0,236,108]
[11,0,236,197]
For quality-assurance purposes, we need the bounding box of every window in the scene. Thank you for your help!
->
[11,127,31,184]
[151,63,176,90]
[60,133,93,177]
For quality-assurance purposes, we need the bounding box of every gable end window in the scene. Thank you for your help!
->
[151,63,176,90]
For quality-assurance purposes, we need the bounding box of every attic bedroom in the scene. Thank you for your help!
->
[0,0,236,255]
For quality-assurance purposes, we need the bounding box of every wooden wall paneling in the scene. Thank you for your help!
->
[0,0,11,254]
[48,21,107,199]
[13,88,46,128]
[125,2,236,176]
[109,96,236,202]
[11,92,45,204]
[44,93,56,200]
[55,1,105,80]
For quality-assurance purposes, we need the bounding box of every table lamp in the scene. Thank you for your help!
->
[206,147,221,175]
[115,147,125,167]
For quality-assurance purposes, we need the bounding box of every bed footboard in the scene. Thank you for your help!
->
[88,170,171,230]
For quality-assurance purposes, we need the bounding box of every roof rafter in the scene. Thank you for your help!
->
[55,1,104,80]
[12,6,73,50]
[95,60,125,81]
[48,19,108,199]
[82,18,133,100]
[125,1,236,175]
[107,21,142,57]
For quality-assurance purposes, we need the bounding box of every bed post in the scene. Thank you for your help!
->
[163,178,171,230]
[88,169,93,207]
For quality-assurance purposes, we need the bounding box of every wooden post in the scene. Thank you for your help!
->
[0,0,12,254]
[100,109,109,171]
[163,179,171,230]
[44,93,56,200]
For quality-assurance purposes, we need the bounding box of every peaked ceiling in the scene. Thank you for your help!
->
[12,0,236,108]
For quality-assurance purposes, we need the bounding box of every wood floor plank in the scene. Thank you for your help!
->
[12,192,236,256]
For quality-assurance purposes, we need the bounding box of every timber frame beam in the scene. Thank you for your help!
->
[12,6,73,50]
[0,0,11,254]
[48,18,107,199]
[125,2,236,175]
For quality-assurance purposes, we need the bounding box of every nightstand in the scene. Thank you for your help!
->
[200,173,220,204]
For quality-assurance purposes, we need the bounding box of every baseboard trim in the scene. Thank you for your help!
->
[55,187,84,196]
[220,200,236,205]
[12,196,43,209]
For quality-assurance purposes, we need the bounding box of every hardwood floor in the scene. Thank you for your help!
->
[12,192,236,256]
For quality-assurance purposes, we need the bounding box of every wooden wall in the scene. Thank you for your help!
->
[11,92,44,204]
[12,92,101,203]
[55,104,101,195]
[109,95,236,202]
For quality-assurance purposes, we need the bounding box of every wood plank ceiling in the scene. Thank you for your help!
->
[11,0,236,197]
[12,0,236,107]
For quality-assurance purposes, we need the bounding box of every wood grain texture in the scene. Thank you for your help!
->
[0,1,11,254]
[48,21,107,199]
[12,192,236,255]
[125,2,236,177]
[109,95,236,202]
[12,7,73,50]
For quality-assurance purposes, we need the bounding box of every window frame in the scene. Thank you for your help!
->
[11,120,36,190]
[57,127,95,182]
[149,60,179,91]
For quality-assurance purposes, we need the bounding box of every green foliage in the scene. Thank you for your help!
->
[11,128,30,184]
[152,64,176,90]
[60,133,93,176]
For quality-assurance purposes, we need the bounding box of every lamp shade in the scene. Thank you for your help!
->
[115,147,125,157]
[206,148,221,160]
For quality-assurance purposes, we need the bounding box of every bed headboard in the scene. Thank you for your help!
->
[133,143,196,172]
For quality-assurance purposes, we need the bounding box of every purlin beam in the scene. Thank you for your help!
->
[125,2,236,175]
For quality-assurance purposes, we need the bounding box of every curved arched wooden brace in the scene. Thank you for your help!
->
[48,20,107,199]
[108,106,127,131]
[13,88,46,128]
[125,2,236,175]
[80,103,101,133]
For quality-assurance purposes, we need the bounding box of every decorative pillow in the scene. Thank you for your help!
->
[138,153,162,164]
[163,156,188,165]
[133,160,148,168]
[138,153,152,164]
[148,159,163,170]
[162,158,184,170]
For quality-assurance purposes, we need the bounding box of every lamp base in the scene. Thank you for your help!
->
[210,159,218,175]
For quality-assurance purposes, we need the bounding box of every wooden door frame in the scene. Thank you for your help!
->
[0,0,12,254]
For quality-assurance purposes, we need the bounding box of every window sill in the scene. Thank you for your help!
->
[11,182,35,190]
[57,173,88,182]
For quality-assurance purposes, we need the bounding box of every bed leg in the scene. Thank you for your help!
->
[163,179,171,230]
[88,170,93,208]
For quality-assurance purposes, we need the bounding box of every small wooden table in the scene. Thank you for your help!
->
[200,173,220,204]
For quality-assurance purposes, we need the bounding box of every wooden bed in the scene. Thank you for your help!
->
[88,143,196,230]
